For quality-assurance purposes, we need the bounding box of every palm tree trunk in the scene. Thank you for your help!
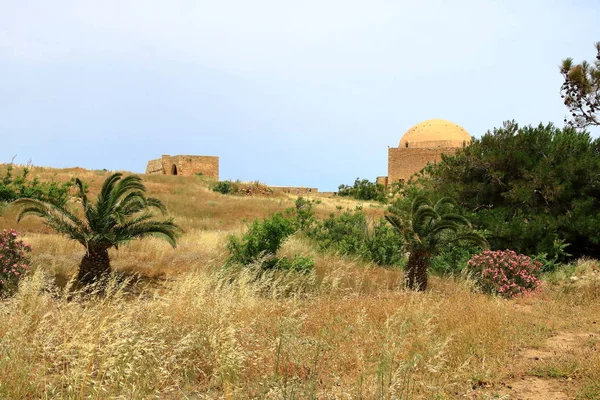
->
[405,251,429,291]
[78,247,111,284]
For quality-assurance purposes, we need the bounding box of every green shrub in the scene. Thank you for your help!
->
[0,164,73,207]
[306,206,404,266]
[292,196,317,231]
[270,255,315,273]
[362,219,406,266]
[212,180,232,194]
[226,213,313,273]
[430,241,483,276]
[309,207,367,254]
[338,178,387,203]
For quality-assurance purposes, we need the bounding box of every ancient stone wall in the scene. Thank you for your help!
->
[145,159,164,174]
[269,186,319,195]
[376,176,388,187]
[388,147,458,183]
[146,154,219,180]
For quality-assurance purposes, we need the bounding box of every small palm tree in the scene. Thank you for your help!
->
[13,173,182,284]
[385,196,488,291]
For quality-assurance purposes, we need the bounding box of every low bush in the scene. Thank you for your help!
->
[306,206,404,266]
[0,229,31,295]
[430,241,483,276]
[467,249,542,298]
[0,164,73,206]
[338,178,387,203]
[212,180,232,194]
[226,213,313,273]
[292,196,317,231]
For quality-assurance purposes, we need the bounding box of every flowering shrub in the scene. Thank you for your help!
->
[467,249,542,298]
[0,229,31,295]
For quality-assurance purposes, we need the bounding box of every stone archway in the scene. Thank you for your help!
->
[171,164,178,175]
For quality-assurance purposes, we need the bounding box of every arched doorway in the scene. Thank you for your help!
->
[171,164,178,175]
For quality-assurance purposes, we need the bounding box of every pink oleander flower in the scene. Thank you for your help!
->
[467,249,542,298]
[0,229,31,294]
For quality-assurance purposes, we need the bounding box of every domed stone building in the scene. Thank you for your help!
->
[378,119,472,187]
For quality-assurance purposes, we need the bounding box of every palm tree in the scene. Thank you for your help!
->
[13,173,182,284]
[385,196,487,291]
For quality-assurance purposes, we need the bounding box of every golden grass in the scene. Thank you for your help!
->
[1,166,599,399]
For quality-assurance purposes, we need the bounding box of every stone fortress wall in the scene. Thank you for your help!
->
[388,147,456,183]
[145,155,219,180]
[269,186,319,195]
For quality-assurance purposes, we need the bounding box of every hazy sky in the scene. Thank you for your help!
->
[1,0,599,190]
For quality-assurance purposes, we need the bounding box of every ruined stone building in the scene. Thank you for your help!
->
[378,119,472,187]
[146,155,219,180]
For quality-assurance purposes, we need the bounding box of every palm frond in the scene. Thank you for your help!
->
[15,204,50,222]
[107,175,145,213]
[384,214,404,234]
[411,196,432,215]
[146,197,167,215]
[412,206,438,233]
[13,198,89,245]
[429,219,461,236]
[114,220,183,248]
[113,191,148,223]
[434,197,458,213]
[439,213,472,228]
[454,231,489,249]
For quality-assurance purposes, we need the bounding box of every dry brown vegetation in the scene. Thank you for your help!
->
[0,165,599,399]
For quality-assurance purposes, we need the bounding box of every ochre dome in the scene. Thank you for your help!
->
[399,119,471,149]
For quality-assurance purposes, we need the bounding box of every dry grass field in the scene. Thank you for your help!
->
[0,165,599,399]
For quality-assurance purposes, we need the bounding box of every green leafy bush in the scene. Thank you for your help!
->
[212,180,232,194]
[430,241,483,276]
[226,213,313,273]
[306,206,404,266]
[0,229,31,295]
[361,219,406,266]
[293,196,317,231]
[0,164,73,206]
[338,178,387,203]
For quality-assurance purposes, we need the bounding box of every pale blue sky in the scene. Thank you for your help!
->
[1,0,599,191]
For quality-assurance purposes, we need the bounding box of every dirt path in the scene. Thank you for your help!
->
[475,330,597,399]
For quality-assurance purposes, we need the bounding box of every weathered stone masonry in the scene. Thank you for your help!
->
[145,155,219,180]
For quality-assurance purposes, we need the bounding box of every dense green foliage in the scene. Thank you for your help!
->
[386,196,488,290]
[303,205,404,266]
[212,180,232,194]
[426,121,600,261]
[13,173,182,284]
[0,165,73,207]
[227,212,314,273]
[338,178,387,202]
